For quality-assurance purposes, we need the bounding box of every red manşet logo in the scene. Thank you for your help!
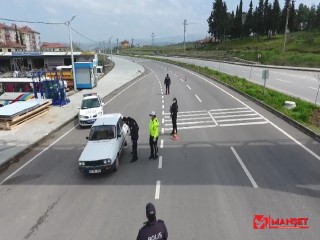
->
[253,214,309,229]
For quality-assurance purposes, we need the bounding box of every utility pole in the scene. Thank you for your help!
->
[131,38,134,48]
[151,32,155,49]
[283,1,294,52]
[183,19,188,51]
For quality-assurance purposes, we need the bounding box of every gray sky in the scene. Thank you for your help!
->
[1,0,318,44]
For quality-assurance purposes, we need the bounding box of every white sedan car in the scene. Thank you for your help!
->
[78,93,104,127]
[78,113,128,174]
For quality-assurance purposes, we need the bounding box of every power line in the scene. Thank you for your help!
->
[0,17,97,43]
[0,17,65,25]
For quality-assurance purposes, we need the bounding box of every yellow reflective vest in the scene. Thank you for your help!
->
[149,117,159,138]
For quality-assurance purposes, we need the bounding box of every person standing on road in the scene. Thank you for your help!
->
[164,74,171,95]
[170,97,178,135]
[136,202,168,240]
[123,116,139,162]
[149,111,159,160]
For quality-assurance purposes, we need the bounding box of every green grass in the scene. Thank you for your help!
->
[142,56,320,134]
[122,31,320,67]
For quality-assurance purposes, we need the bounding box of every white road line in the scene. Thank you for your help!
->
[231,147,258,188]
[162,111,164,116]
[0,126,77,185]
[162,96,164,99]
[209,107,248,112]
[187,85,191,90]
[276,78,292,83]
[217,117,264,122]
[208,111,218,126]
[161,128,164,134]
[155,181,161,199]
[164,125,217,131]
[160,139,164,148]
[162,118,164,124]
[162,100,164,104]
[164,120,214,126]
[158,156,162,169]
[162,105,164,109]
[164,110,207,114]
[195,94,202,102]
[220,121,268,127]
[309,87,318,90]
[164,116,212,122]
[211,110,252,115]
[214,113,258,119]
[180,78,184,82]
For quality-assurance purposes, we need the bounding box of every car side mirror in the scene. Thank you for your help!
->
[86,137,89,140]
[101,102,105,106]
[117,132,121,138]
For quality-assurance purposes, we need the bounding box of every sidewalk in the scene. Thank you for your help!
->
[0,56,145,169]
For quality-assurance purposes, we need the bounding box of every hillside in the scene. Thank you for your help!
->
[121,31,320,68]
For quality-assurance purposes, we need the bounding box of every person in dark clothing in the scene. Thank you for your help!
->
[136,203,168,240]
[164,74,171,95]
[123,117,139,162]
[170,97,178,135]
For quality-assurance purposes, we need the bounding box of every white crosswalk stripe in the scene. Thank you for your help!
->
[163,107,268,131]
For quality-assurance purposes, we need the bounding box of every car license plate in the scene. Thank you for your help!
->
[89,169,101,174]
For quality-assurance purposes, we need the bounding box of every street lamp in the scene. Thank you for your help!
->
[108,36,113,61]
[66,14,77,91]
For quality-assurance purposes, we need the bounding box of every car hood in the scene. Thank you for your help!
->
[79,140,116,162]
[79,107,102,116]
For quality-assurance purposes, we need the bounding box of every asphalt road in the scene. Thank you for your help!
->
[0,58,320,239]
[154,56,320,105]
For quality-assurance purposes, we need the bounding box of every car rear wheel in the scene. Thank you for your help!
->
[114,155,119,171]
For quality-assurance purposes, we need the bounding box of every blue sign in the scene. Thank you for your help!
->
[12,51,42,57]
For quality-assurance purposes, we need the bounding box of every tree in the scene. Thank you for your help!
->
[255,0,265,37]
[244,0,254,36]
[280,0,290,32]
[316,4,320,30]
[264,0,273,36]
[309,4,317,31]
[296,3,310,30]
[271,0,281,35]
[14,24,19,44]
[288,0,296,31]
[234,0,243,38]
[207,0,228,42]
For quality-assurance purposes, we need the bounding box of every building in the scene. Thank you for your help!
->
[0,23,40,53]
[41,42,69,52]
[120,40,129,48]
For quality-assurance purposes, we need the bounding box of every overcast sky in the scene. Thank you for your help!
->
[1,0,318,44]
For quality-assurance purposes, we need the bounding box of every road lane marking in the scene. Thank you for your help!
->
[208,111,218,126]
[162,105,164,109]
[162,118,164,124]
[220,121,268,127]
[210,107,247,112]
[162,100,164,104]
[158,156,162,169]
[161,128,164,134]
[164,125,217,131]
[217,117,264,122]
[162,111,164,116]
[162,96,164,99]
[180,67,320,160]
[0,126,77,185]
[276,78,292,83]
[164,110,206,115]
[160,139,164,148]
[231,147,258,188]
[187,85,191,90]
[155,181,161,199]
[195,94,202,102]
[180,78,184,82]
[211,110,252,115]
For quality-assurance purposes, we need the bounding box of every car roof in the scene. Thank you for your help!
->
[83,95,99,100]
[92,113,122,126]
[83,93,99,100]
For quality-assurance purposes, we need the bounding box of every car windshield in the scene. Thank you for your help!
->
[89,125,115,140]
[81,98,100,109]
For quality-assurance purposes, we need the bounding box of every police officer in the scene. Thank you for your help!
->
[164,74,171,95]
[149,111,159,160]
[170,97,178,135]
[123,116,139,162]
[136,203,168,240]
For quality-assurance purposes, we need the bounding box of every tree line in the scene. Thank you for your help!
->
[207,0,320,42]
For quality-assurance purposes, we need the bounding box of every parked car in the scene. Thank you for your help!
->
[78,93,104,127]
[78,113,129,174]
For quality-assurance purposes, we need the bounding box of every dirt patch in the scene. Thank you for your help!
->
[310,108,320,127]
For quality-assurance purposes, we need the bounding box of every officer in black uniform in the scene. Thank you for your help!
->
[170,97,178,135]
[123,116,139,162]
[136,203,168,240]
[164,74,171,95]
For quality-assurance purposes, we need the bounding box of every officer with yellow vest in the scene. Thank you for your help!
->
[149,111,159,160]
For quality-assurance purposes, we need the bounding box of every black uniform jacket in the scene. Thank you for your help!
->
[136,219,168,240]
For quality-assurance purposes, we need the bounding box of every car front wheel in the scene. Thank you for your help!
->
[113,155,119,171]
